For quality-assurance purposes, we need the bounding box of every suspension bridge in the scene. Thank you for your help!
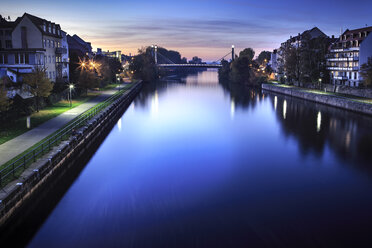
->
[152,45,235,68]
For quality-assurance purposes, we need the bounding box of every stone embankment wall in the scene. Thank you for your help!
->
[0,82,143,226]
[262,84,372,116]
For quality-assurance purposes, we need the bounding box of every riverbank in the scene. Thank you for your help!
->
[0,81,142,228]
[262,83,372,116]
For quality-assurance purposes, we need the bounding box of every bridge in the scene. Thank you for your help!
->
[151,45,235,68]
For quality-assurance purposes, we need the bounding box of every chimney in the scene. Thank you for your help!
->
[332,35,334,39]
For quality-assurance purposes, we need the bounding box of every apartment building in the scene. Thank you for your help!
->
[271,27,328,76]
[327,26,372,87]
[96,48,122,62]
[0,13,64,83]
[56,30,69,83]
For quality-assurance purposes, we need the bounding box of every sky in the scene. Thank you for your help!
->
[1,0,372,61]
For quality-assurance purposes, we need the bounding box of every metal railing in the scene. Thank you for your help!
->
[0,83,139,187]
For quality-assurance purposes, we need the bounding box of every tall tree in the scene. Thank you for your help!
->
[129,47,158,82]
[0,78,10,112]
[256,51,272,65]
[360,57,372,87]
[78,70,100,94]
[23,67,53,112]
[239,48,255,61]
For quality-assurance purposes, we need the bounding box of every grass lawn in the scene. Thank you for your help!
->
[0,92,99,145]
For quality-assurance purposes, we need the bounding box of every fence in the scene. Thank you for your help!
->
[0,83,139,187]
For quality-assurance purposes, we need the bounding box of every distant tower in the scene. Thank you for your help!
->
[232,45,235,61]
[154,45,158,64]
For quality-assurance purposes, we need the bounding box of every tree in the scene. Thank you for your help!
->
[190,56,202,64]
[0,78,10,112]
[230,56,252,84]
[129,47,158,82]
[283,45,300,84]
[239,48,255,61]
[360,57,372,87]
[23,67,53,112]
[78,70,99,94]
[256,51,271,65]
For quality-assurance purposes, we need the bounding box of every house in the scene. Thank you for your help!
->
[271,27,328,76]
[0,13,65,83]
[327,26,372,87]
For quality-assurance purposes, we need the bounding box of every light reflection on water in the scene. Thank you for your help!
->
[27,69,372,248]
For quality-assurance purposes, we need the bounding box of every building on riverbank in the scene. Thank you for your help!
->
[0,13,65,83]
[270,27,329,77]
[96,48,122,62]
[327,26,372,87]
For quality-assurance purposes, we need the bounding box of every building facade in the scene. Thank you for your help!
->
[271,27,328,76]
[0,13,64,83]
[327,26,372,87]
[96,48,122,62]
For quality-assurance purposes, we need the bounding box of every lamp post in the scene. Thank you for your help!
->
[318,78,322,90]
[69,84,74,108]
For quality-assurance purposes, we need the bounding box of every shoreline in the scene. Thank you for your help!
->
[262,83,372,116]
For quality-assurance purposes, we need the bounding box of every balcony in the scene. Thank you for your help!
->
[55,47,67,54]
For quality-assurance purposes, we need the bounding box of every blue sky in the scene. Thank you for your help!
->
[1,0,372,60]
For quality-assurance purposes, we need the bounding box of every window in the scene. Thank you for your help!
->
[53,71,55,78]
[52,41,55,48]
[48,25,51,33]
[49,56,51,63]
[44,39,46,48]
[25,53,29,64]
[15,53,19,64]
[20,53,24,64]
[4,54,8,64]
[43,23,46,32]
[0,54,3,64]
[5,40,12,48]
[44,55,46,64]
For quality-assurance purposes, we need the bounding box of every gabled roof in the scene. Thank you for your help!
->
[343,26,372,35]
[0,15,16,28]
[12,13,62,38]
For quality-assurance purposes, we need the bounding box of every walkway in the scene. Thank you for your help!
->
[0,87,121,166]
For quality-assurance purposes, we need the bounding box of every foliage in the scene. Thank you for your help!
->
[230,56,252,84]
[78,69,100,94]
[23,66,53,112]
[256,51,271,65]
[360,57,372,87]
[0,78,10,112]
[95,55,122,85]
[239,48,255,61]
[129,47,158,82]
[189,56,203,64]
[282,36,331,86]
[218,59,231,82]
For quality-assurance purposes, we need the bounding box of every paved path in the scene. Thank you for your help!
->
[0,88,121,166]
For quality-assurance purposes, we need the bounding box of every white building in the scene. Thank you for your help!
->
[57,30,69,83]
[0,13,64,83]
[327,26,372,87]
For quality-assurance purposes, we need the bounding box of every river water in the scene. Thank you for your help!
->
[27,70,372,247]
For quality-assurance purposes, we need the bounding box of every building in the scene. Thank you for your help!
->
[57,30,69,83]
[327,26,372,87]
[271,27,328,76]
[0,13,64,83]
[96,48,122,62]
[67,34,92,58]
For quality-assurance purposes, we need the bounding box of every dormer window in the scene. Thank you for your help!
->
[48,25,51,33]
[43,23,46,32]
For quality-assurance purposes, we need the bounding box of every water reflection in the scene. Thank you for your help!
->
[23,70,372,248]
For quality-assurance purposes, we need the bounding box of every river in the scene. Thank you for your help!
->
[26,69,372,247]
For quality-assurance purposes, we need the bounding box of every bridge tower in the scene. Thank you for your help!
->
[155,45,158,64]
[232,45,235,61]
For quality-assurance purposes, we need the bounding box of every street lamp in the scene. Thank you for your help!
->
[318,78,322,89]
[69,84,74,108]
